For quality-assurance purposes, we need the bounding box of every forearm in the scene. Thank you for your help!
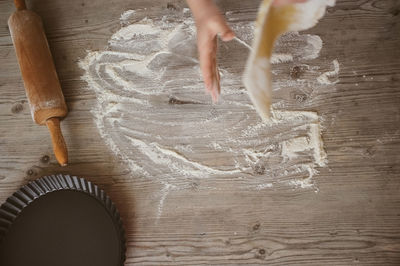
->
[186,0,221,22]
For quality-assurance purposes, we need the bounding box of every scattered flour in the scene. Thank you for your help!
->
[120,10,136,21]
[317,59,340,84]
[281,136,311,160]
[111,24,161,40]
[274,32,323,61]
[270,53,294,64]
[256,183,273,190]
[79,8,337,216]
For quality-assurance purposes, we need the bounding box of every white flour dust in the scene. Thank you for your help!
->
[79,8,337,216]
[317,59,340,84]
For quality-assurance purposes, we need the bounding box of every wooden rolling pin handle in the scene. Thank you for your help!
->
[46,117,68,166]
[14,0,26,11]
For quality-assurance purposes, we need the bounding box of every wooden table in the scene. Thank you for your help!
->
[0,0,399,264]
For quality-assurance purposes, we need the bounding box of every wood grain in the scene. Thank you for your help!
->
[1,0,400,265]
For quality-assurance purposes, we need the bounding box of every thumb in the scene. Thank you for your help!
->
[211,17,235,41]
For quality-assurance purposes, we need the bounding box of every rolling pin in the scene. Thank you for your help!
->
[8,0,68,166]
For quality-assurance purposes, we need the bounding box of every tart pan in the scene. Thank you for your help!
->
[0,174,126,266]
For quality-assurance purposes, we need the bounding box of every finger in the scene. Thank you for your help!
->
[202,56,220,103]
[207,58,221,103]
[209,16,235,42]
[220,29,235,42]
[209,44,221,103]
[199,36,218,94]
[213,65,221,102]
[210,68,220,103]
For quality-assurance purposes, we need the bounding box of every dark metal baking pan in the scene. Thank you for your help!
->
[0,174,126,266]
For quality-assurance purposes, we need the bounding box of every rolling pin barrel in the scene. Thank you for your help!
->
[8,0,68,166]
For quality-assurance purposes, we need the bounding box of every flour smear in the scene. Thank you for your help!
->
[79,8,338,212]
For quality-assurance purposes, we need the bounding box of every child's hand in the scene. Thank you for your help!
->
[186,0,235,102]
